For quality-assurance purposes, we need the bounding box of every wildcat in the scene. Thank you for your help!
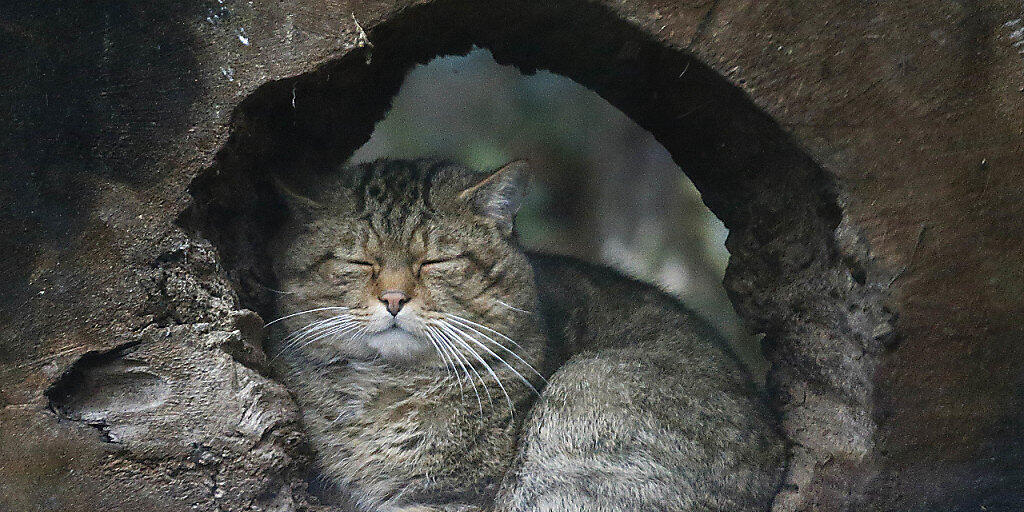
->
[267,158,785,512]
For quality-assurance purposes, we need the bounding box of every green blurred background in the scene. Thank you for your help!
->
[350,48,765,380]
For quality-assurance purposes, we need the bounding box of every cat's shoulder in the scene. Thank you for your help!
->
[524,250,678,303]
[524,250,738,359]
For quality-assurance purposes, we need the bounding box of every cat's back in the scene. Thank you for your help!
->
[527,251,747,372]
[501,252,785,511]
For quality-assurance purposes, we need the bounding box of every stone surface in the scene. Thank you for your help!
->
[1,1,1021,511]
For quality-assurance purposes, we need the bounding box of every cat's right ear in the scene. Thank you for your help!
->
[272,177,323,219]
[458,160,531,236]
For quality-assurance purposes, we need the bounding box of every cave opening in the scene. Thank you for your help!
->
[179,0,892,508]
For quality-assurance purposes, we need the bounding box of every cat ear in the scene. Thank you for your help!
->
[458,160,531,235]
[272,177,324,219]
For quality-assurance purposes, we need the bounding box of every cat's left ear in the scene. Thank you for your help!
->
[458,160,531,236]
[272,176,324,220]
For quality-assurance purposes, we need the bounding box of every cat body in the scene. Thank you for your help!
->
[268,159,785,511]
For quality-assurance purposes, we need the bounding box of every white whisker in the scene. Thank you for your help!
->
[274,317,340,355]
[293,321,362,352]
[260,285,298,295]
[420,325,455,385]
[444,313,527,351]
[494,299,532,314]
[444,314,546,383]
[437,325,487,414]
[281,316,349,347]
[280,315,345,344]
[264,306,350,326]
[435,321,514,414]
[432,323,495,407]
[426,325,467,393]
[271,313,366,359]
[442,320,541,397]
[429,325,481,411]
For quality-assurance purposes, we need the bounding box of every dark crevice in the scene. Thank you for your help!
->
[45,341,142,415]
[45,340,165,446]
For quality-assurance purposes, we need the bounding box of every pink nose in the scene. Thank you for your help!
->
[379,290,410,316]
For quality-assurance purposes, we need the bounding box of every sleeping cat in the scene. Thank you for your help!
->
[267,158,785,511]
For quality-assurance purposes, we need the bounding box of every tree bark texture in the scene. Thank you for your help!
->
[1,1,1022,511]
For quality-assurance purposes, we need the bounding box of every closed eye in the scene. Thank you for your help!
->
[420,254,465,267]
[344,259,375,267]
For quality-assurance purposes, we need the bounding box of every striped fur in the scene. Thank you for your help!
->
[268,159,785,511]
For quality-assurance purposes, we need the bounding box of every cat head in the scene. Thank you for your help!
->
[269,158,536,366]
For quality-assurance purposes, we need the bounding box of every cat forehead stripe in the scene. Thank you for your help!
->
[347,160,450,246]
[351,159,445,219]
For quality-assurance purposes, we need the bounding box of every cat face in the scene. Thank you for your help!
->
[269,159,536,366]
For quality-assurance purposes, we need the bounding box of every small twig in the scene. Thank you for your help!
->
[350,12,374,66]
[675,100,713,120]
[350,13,372,48]
[350,13,374,64]
[678,61,691,78]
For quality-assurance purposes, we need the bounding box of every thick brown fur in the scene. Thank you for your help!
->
[267,158,785,511]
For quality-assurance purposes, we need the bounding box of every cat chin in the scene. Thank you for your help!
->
[363,327,433,365]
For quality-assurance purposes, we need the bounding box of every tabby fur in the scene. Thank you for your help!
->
[267,158,785,512]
